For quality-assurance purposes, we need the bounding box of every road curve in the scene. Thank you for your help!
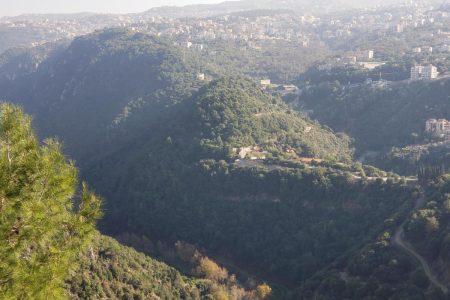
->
[393,195,448,294]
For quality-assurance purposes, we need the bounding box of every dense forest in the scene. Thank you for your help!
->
[0,28,210,161]
[297,174,450,300]
[3,26,450,299]
[77,73,408,291]
[0,103,273,300]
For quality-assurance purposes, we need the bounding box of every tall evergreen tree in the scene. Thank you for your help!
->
[0,103,102,299]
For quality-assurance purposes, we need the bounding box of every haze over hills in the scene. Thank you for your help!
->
[3,0,450,299]
[1,0,408,21]
[0,0,410,54]
[143,0,411,18]
[0,28,432,298]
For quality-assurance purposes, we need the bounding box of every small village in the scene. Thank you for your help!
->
[233,145,323,164]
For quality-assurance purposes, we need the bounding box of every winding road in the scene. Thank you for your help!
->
[392,194,449,294]
[236,159,445,291]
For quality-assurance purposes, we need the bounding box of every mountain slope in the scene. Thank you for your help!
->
[0,28,429,298]
[0,28,205,161]
[295,72,450,167]
[297,177,450,300]
[67,234,203,300]
[175,77,353,161]
[76,79,419,291]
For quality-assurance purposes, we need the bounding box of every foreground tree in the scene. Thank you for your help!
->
[0,103,102,299]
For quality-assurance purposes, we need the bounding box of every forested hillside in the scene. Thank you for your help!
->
[0,101,275,300]
[293,67,450,176]
[297,174,450,300]
[77,77,414,290]
[5,26,450,299]
[0,29,430,298]
[170,77,353,161]
[68,234,201,300]
[296,75,450,153]
[0,28,208,161]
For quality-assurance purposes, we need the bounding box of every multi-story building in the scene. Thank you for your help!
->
[365,50,374,59]
[411,65,438,80]
[426,119,450,137]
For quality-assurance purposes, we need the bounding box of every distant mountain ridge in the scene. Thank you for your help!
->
[143,0,406,18]
[1,0,407,22]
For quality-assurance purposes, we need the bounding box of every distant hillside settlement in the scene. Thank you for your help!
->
[233,145,323,164]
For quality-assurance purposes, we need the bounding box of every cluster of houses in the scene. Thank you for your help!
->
[260,80,300,96]
[234,145,322,164]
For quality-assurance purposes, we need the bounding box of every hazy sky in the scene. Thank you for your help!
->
[0,0,231,17]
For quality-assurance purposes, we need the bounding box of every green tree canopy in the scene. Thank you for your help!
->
[0,103,102,299]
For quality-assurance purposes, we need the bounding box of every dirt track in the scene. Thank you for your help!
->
[392,194,448,294]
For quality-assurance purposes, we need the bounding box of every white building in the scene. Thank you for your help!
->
[426,119,450,137]
[357,50,374,60]
[393,24,404,33]
[197,73,205,81]
[410,65,438,80]
[260,79,271,87]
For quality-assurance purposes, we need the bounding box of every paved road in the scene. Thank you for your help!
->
[393,194,449,294]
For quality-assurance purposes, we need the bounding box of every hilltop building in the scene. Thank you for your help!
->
[426,119,450,138]
[411,65,438,80]
[197,73,205,81]
[357,50,374,60]
[260,79,271,87]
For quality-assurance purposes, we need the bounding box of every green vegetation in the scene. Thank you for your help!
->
[68,234,202,300]
[185,77,353,161]
[296,174,450,300]
[295,68,450,175]
[406,175,450,278]
[0,103,102,299]
[0,102,272,300]
[2,28,445,299]
[0,28,209,161]
[69,234,274,300]
[93,154,413,288]
[0,30,420,297]
[295,63,411,88]
[197,38,330,83]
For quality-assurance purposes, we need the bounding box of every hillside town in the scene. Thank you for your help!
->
[3,1,450,67]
